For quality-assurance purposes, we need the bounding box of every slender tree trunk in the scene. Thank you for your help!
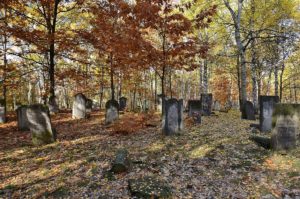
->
[199,61,203,97]
[279,63,285,101]
[110,53,115,100]
[154,69,157,110]
[274,63,279,96]
[203,59,208,94]
[169,68,172,98]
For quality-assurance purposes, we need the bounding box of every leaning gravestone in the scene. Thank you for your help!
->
[26,104,56,146]
[187,100,201,117]
[271,104,300,150]
[242,101,256,120]
[119,97,127,111]
[17,105,29,131]
[72,93,87,119]
[201,93,213,116]
[162,99,183,135]
[105,100,119,124]
[86,98,93,117]
[48,96,59,114]
[259,96,280,132]
[213,100,221,111]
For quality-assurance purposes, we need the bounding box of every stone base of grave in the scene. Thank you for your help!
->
[128,177,172,199]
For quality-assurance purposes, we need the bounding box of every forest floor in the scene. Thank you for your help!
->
[0,110,300,198]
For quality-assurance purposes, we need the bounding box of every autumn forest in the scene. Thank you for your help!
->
[0,0,300,198]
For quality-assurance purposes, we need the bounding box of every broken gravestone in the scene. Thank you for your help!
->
[110,149,131,174]
[0,98,5,123]
[212,100,221,111]
[271,104,300,151]
[201,93,213,116]
[259,96,280,132]
[242,101,255,120]
[26,104,56,146]
[162,99,183,135]
[119,97,127,111]
[48,95,59,114]
[86,98,93,118]
[128,177,172,198]
[105,99,119,124]
[187,100,201,117]
[72,93,87,119]
[16,105,29,131]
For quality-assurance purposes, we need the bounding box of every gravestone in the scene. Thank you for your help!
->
[119,97,127,111]
[187,100,202,117]
[26,104,56,146]
[0,98,5,123]
[157,94,165,112]
[48,96,59,114]
[259,96,280,132]
[17,105,29,131]
[242,101,255,120]
[162,99,183,135]
[105,99,119,124]
[213,100,221,111]
[201,93,213,116]
[72,93,87,119]
[110,149,131,174]
[271,104,300,150]
[86,98,93,117]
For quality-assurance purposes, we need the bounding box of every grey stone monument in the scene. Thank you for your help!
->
[271,104,300,150]
[162,99,184,135]
[119,97,127,111]
[242,101,255,120]
[26,104,56,146]
[48,96,59,114]
[86,98,93,117]
[105,99,119,124]
[187,100,202,117]
[0,98,5,123]
[259,96,280,132]
[72,93,87,119]
[17,105,29,131]
[213,100,221,111]
[201,93,212,116]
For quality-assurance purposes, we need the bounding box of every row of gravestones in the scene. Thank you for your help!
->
[14,93,128,146]
[245,95,300,151]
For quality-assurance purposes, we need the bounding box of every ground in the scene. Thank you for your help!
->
[0,110,300,198]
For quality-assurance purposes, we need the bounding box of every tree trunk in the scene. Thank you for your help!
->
[274,63,279,96]
[110,53,115,100]
[203,59,208,94]
[279,63,285,101]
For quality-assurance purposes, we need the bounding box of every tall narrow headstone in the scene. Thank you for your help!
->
[271,104,300,150]
[162,99,184,135]
[86,98,93,117]
[119,97,127,111]
[48,96,59,114]
[201,93,213,116]
[17,105,29,131]
[26,104,56,146]
[72,93,87,119]
[212,100,221,111]
[259,96,280,132]
[0,98,5,123]
[242,101,255,120]
[105,100,119,124]
[187,100,202,117]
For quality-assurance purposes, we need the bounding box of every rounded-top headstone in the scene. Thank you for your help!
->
[72,93,87,119]
[242,101,255,120]
[163,98,184,135]
[16,105,29,131]
[105,99,119,124]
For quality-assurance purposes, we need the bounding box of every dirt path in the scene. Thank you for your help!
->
[0,110,299,198]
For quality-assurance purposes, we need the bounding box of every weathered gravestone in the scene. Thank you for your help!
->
[48,96,59,114]
[0,98,5,123]
[242,101,256,120]
[201,93,213,116]
[26,104,56,146]
[162,99,183,135]
[110,149,131,174]
[86,98,93,117]
[259,96,280,132]
[105,99,119,124]
[187,100,201,117]
[271,104,300,150]
[16,105,29,131]
[72,93,87,119]
[213,100,221,111]
[119,97,127,111]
